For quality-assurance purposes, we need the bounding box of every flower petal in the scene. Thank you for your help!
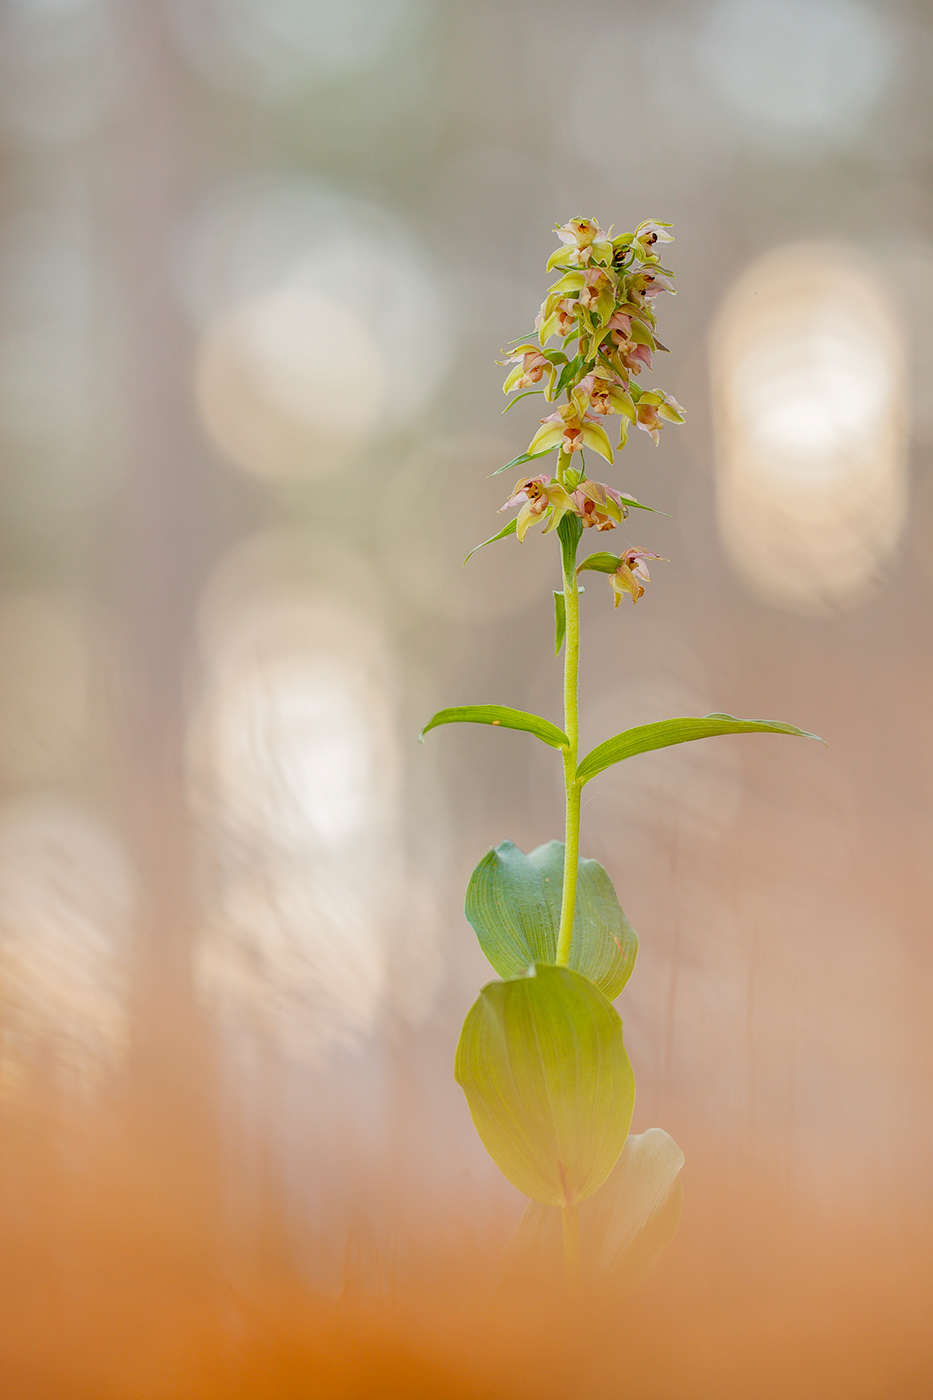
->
[580,420,614,463]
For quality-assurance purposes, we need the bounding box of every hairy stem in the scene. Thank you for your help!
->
[556,513,582,967]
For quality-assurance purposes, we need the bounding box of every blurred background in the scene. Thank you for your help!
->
[1,0,932,1395]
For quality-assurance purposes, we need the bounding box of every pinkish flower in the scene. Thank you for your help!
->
[605,309,632,336]
[576,371,612,415]
[628,267,675,299]
[526,404,614,462]
[633,220,674,254]
[553,218,606,262]
[578,267,613,311]
[634,390,685,445]
[574,370,633,419]
[611,548,665,606]
[572,479,629,532]
[499,473,577,542]
[536,296,578,342]
[610,334,653,375]
[557,217,606,249]
[501,344,551,393]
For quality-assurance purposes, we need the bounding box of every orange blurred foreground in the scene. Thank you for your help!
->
[2,1091,932,1400]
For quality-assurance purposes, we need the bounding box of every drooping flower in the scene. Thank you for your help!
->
[551,217,610,267]
[501,344,553,394]
[536,296,578,343]
[572,479,629,531]
[526,404,614,462]
[605,309,633,338]
[611,335,653,376]
[499,474,577,542]
[611,548,665,606]
[574,370,634,420]
[634,390,685,446]
[557,217,605,249]
[578,267,614,312]
[628,266,675,299]
[633,220,674,255]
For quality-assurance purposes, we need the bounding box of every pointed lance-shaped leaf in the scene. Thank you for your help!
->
[501,389,545,414]
[488,447,555,478]
[455,964,635,1205]
[420,704,569,750]
[576,713,825,786]
[620,492,668,515]
[553,590,566,656]
[463,517,516,565]
[553,353,587,401]
[464,840,637,999]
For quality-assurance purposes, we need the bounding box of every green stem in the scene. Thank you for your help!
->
[555,514,582,967]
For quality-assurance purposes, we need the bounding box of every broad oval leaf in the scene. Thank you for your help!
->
[455,964,634,1205]
[505,1128,684,1294]
[576,712,825,785]
[465,840,637,999]
[420,705,568,750]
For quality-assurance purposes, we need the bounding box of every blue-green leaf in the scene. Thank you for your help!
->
[576,713,825,785]
[420,705,568,749]
[455,964,635,1205]
[553,590,566,655]
[465,840,637,999]
[463,517,516,564]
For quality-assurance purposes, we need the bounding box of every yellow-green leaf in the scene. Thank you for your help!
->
[488,447,554,478]
[577,551,621,576]
[576,713,825,785]
[463,517,517,564]
[455,964,635,1205]
[420,705,568,750]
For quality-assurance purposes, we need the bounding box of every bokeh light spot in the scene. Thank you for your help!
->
[710,242,907,612]
[697,0,896,139]
[0,797,134,1096]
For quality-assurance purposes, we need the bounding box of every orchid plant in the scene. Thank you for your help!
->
[421,218,821,1291]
